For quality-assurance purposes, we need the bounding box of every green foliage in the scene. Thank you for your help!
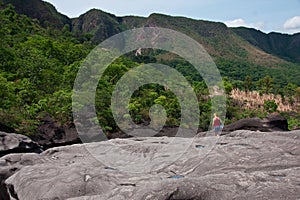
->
[263,100,278,113]
[287,117,300,130]
[0,4,300,136]
[0,73,16,109]
[257,75,274,94]
[0,5,92,135]
[243,75,253,93]
[284,83,297,105]
[216,58,300,90]
[281,112,300,130]
[223,78,233,95]
[47,90,73,123]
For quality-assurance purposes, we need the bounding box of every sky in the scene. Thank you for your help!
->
[44,0,300,34]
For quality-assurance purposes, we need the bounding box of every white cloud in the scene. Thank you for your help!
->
[283,16,300,34]
[284,16,300,30]
[225,18,264,30]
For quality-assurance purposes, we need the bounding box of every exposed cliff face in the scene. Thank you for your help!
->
[71,9,123,43]
[1,130,299,199]
[0,0,71,29]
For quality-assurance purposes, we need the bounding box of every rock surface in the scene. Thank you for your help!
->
[223,114,289,132]
[0,132,42,157]
[0,132,42,200]
[30,115,81,149]
[0,130,300,200]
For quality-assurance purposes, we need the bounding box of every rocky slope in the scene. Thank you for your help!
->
[0,130,299,199]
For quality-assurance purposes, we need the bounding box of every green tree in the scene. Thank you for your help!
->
[0,74,16,109]
[243,75,252,94]
[223,78,233,95]
[284,83,297,105]
[263,100,278,113]
[257,75,274,94]
[295,87,300,104]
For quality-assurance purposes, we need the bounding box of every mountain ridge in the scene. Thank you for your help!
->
[1,0,299,65]
[1,0,298,35]
[0,0,71,29]
[233,27,300,63]
[1,0,300,69]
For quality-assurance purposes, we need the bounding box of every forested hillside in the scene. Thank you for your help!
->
[233,27,300,64]
[0,1,300,136]
[0,4,92,133]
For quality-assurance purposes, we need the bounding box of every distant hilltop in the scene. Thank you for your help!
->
[1,0,300,65]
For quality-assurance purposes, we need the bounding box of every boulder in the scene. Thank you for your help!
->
[0,153,42,200]
[223,114,288,132]
[0,132,42,157]
[263,113,288,131]
[1,130,299,199]
[30,115,81,149]
[0,132,42,200]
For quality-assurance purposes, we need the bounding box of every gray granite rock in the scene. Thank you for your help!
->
[1,130,300,200]
[0,132,42,157]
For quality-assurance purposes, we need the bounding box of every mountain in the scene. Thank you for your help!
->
[1,0,300,87]
[72,9,123,42]
[1,0,300,85]
[71,11,290,65]
[1,0,300,136]
[70,11,300,86]
[0,0,71,29]
[1,0,299,66]
[233,27,300,63]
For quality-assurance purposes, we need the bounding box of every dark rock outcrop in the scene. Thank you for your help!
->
[30,116,81,149]
[223,114,288,132]
[0,124,14,134]
[263,113,289,131]
[0,132,42,157]
[1,130,299,199]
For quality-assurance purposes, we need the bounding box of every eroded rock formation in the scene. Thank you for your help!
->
[0,130,299,199]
